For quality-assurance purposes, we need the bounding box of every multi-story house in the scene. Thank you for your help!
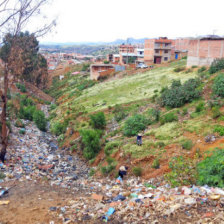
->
[144,37,172,64]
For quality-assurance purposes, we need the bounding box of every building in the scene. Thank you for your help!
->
[107,54,120,64]
[90,64,115,80]
[135,48,144,63]
[187,35,224,67]
[171,38,190,60]
[119,44,136,64]
[144,37,172,64]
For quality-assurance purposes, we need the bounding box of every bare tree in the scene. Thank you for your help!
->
[0,0,56,162]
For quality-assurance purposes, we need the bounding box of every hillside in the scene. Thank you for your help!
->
[1,59,224,223]
[47,58,224,181]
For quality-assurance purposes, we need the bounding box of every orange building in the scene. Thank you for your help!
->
[144,37,172,64]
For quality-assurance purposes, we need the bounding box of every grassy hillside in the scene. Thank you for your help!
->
[51,60,196,113]
[47,58,224,184]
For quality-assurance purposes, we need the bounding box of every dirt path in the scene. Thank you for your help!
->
[0,181,73,224]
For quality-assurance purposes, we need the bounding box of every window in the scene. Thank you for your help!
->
[164,50,168,53]
[155,50,159,53]
[165,43,170,47]
[164,57,168,61]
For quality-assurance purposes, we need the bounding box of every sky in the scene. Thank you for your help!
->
[37,0,224,43]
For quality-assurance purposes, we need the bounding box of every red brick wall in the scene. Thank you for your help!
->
[188,39,224,58]
[144,39,155,62]
[172,39,190,51]
[99,68,115,77]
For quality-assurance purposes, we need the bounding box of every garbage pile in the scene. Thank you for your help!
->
[49,178,224,223]
[0,118,224,223]
[0,120,89,188]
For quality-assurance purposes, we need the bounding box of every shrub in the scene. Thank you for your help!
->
[148,108,160,122]
[51,121,67,136]
[16,83,26,93]
[160,78,201,108]
[81,63,90,71]
[112,105,127,122]
[50,104,57,110]
[90,112,106,129]
[182,108,188,115]
[152,158,160,169]
[15,119,24,128]
[165,156,197,187]
[173,66,185,72]
[106,156,115,165]
[160,112,178,125]
[209,58,224,74]
[181,139,193,150]
[214,125,224,136]
[123,114,148,136]
[212,106,221,119]
[208,96,223,108]
[212,73,224,97]
[132,167,142,176]
[70,144,77,153]
[80,129,101,160]
[191,65,198,68]
[89,168,95,177]
[104,141,120,156]
[197,149,224,187]
[101,164,116,175]
[197,66,206,73]
[33,110,47,131]
[19,105,36,120]
[115,111,127,122]
[195,102,205,113]
[20,95,34,107]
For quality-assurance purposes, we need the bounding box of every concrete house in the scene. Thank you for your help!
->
[144,37,172,64]
[187,35,224,67]
[90,64,115,80]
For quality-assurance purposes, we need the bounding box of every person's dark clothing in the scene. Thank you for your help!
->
[137,135,142,145]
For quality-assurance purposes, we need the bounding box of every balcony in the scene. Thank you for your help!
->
[154,44,171,50]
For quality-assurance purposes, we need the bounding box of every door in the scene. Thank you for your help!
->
[175,53,179,60]
[156,57,161,64]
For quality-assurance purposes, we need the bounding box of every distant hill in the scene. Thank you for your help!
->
[40,37,148,46]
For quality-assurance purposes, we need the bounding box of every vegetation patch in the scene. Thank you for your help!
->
[132,167,142,176]
[160,78,201,108]
[165,156,197,187]
[160,112,178,125]
[209,58,224,74]
[90,112,106,129]
[181,139,193,150]
[214,125,224,136]
[104,141,120,156]
[123,114,148,136]
[212,73,224,97]
[80,129,101,160]
[197,149,224,187]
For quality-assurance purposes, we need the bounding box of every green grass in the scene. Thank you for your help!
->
[55,60,196,113]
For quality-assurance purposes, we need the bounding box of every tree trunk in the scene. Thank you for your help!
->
[0,65,8,163]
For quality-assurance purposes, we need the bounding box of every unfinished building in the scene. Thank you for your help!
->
[187,35,224,67]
